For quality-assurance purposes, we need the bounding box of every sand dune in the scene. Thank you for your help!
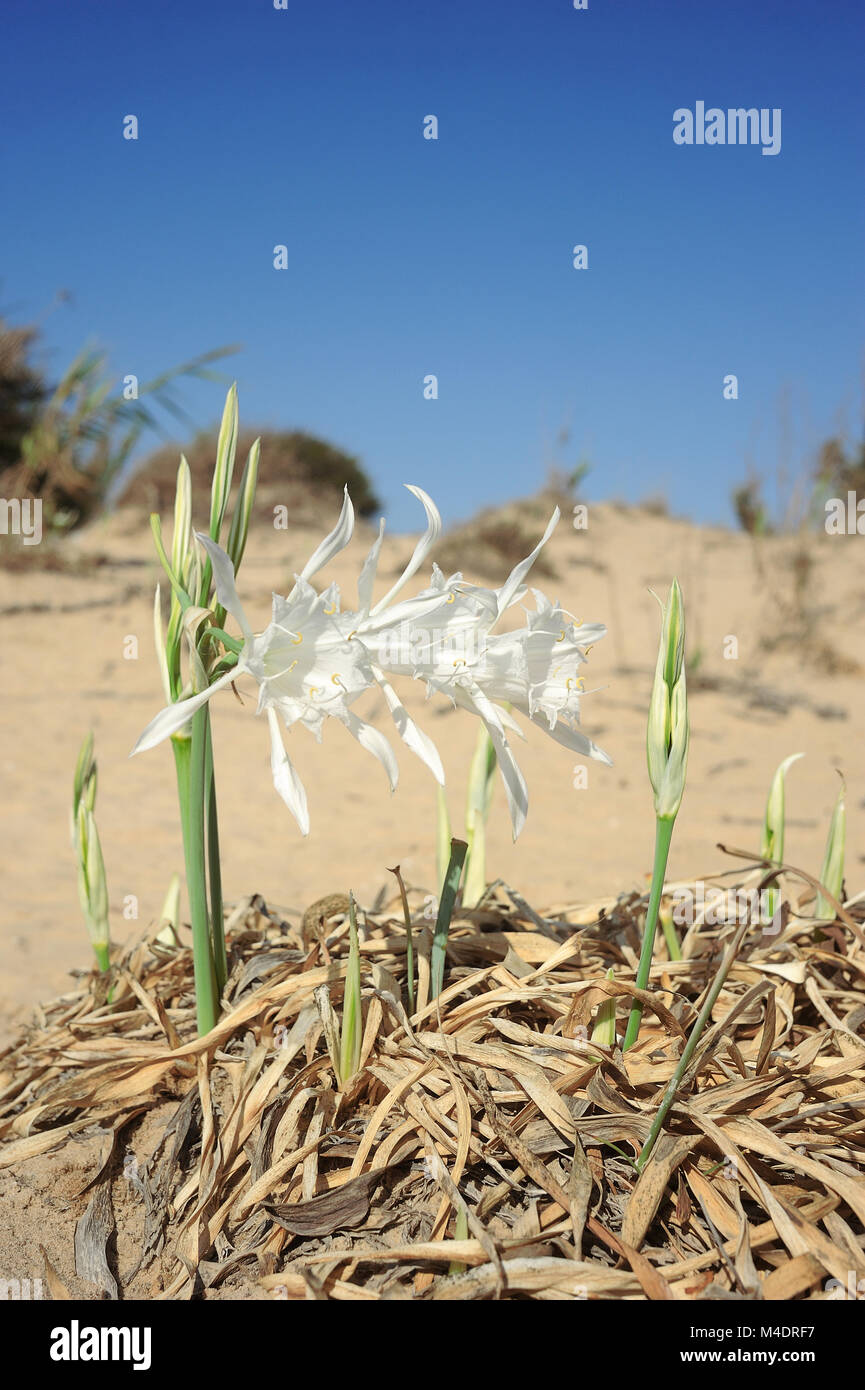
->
[1,495,861,1042]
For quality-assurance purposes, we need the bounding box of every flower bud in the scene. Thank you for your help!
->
[815,772,846,920]
[646,578,689,821]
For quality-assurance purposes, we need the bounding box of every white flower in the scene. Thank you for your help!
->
[131,489,445,834]
[359,506,610,837]
[132,486,610,839]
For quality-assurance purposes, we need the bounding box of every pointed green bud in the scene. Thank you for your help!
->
[815,773,846,920]
[761,752,803,920]
[646,578,689,821]
[209,383,238,545]
[761,753,804,864]
[77,803,110,967]
[226,436,260,574]
[72,731,97,845]
[171,455,193,582]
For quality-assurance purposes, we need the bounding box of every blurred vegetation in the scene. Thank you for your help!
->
[119,426,380,520]
[433,506,558,583]
[0,312,234,532]
[813,433,865,500]
[732,478,771,535]
[0,310,380,535]
[0,317,47,467]
[732,427,865,536]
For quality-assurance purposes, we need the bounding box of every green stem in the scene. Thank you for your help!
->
[173,725,218,1035]
[204,711,227,997]
[636,920,749,1170]
[93,942,111,973]
[339,893,362,1085]
[623,816,675,1052]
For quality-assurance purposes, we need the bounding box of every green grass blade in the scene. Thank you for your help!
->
[815,772,846,920]
[339,892,363,1083]
[430,839,468,1000]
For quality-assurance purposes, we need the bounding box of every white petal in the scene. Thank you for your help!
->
[195,532,254,645]
[491,701,526,740]
[130,666,243,755]
[495,509,560,617]
[371,664,445,783]
[340,710,399,791]
[452,686,526,739]
[357,517,386,614]
[531,713,613,765]
[370,485,442,615]
[571,621,607,651]
[267,708,310,834]
[464,685,529,839]
[299,487,355,582]
[153,584,171,704]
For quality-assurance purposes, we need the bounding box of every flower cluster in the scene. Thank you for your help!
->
[132,487,610,837]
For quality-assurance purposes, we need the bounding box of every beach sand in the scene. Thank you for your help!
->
[1,495,861,1044]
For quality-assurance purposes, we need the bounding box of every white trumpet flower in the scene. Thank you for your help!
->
[132,485,609,839]
[131,488,445,834]
[360,507,611,837]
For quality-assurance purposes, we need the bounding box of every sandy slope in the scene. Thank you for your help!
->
[1,495,862,1043]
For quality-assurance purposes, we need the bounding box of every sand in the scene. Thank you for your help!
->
[1,494,861,1044]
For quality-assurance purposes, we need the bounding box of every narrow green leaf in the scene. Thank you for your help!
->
[815,773,846,920]
[430,839,468,1000]
[209,383,238,544]
[339,892,363,1083]
[761,752,804,918]
[225,436,260,574]
[150,513,192,611]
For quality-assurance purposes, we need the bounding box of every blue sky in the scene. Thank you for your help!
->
[2,0,862,530]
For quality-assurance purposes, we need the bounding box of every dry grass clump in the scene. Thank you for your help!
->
[1,859,863,1301]
[118,429,380,522]
[432,506,560,583]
